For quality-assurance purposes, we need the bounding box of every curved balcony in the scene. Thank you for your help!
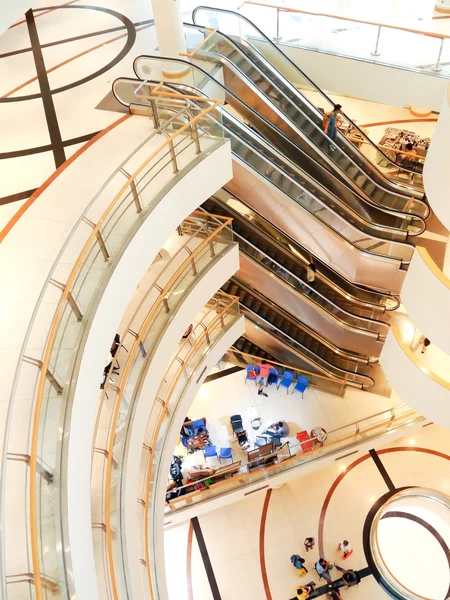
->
[0,91,232,600]
[401,247,450,356]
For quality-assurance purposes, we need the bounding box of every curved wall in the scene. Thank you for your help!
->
[380,328,450,428]
[401,247,450,355]
[66,142,233,600]
[423,82,450,232]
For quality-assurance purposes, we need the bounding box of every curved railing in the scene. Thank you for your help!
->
[165,396,421,514]
[1,91,225,599]
[92,213,235,599]
[192,5,431,195]
[239,0,450,76]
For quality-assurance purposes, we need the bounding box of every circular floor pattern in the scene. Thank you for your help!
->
[370,488,450,600]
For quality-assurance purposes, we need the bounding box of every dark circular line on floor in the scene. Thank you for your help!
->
[0,131,100,159]
[0,5,139,103]
[381,510,450,600]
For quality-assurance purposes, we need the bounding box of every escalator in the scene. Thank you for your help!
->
[131,57,424,240]
[114,76,416,276]
[202,192,391,357]
[222,278,376,389]
[232,337,276,361]
[191,7,429,216]
[203,190,398,321]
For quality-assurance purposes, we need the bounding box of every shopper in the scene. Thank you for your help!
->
[294,582,316,599]
[322,104,343,152]
[327,586,342,600]
[305,262,316,296]
[304,537,315,552]
[290,554,308,576]
[334,564,361,588]
[315,558,333,581]
[421,337,431,354]
[254,360,278,397]
[316,558,333,581]
[338,540,353,559]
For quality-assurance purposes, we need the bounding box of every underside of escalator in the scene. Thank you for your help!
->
[191,7,429,221]
[232,337,276,361]
[202,193,396,324]
[221,277,376,389]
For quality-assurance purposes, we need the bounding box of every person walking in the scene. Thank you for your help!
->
[304,537,315,552]
[338,539,353,560]
[254,360,278,397]
[290,554,308,576]
[421,337,431,354]
[323,104,343,152]
[334,564,361,588]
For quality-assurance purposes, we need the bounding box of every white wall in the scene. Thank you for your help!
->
[123,244,240,600]
[380,329,450,427]
[257,40,448,112]
[67,142,233,600]
[154,317,245,600]
[423,82,450,230]
[401,247,450,355]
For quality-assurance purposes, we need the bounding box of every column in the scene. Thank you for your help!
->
[151,0,189,77]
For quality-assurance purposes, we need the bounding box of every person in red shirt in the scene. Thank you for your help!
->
[254,360,278,397]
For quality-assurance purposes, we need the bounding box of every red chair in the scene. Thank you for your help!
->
[296,430,313,452]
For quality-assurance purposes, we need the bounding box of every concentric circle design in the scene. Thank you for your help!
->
[368,488,450,600]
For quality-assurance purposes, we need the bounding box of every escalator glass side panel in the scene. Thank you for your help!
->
[192,7,428,208]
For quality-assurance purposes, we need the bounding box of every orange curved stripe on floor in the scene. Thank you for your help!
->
[9,0,81,29]
[359,118,438,128]
[0,113,131,244]
[2,22,152,99]
[260,489,273,600]
[318,446,450,557]
[187,521,194,600]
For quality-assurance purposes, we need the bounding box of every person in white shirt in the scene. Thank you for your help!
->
[338,539,352,559]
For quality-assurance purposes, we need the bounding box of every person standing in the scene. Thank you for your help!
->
[334,564,361,588]
[305,262,316,296]
[338,539,353,559]
[254,360,278,397]
[323,104,343,152]
[304,537,315,552]
[421,337,431,354]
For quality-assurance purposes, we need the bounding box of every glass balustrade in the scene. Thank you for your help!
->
[2,93,225,599]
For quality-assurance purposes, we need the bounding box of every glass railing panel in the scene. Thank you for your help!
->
[4,94,226,600]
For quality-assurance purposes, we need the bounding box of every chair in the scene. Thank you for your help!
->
[245,364,258,385]
[219,447,233,464]
[277,370,294,393]
[203,445,217,462]
[236,429,249,447]
[192,419,205,435]
[256,435,270,447]
[230,414,244,435]
[292,376,309,398]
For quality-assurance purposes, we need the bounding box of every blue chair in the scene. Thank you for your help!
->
[245,364,258,385]
[192,419,205,435]
[267,367,278,386]
[277,370,294,393]
[219,447,233,464]
[292,375,309,398]
[203,445,217,462]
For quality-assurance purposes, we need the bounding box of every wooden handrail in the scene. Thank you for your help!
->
[241,1,447,39]
[167,409,419,507]
[229,348,344,384]
[143,298,239,597]
[28,99,224,599]
[179,27,217,58]
[103,223,233,599]
[391,325,450,391]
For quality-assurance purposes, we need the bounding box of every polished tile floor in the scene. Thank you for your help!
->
[165,422,450,600]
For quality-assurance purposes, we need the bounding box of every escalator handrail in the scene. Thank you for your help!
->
[192,5,426,195]
[205,194,393,322]
[213,190,400,312]
[242,306,375,388]
[182,21,426,226]
[200,201,389,334]
[232,276,375,365]
[126,73,414,265]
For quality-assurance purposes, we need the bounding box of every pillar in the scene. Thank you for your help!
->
[151,0,189,77]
